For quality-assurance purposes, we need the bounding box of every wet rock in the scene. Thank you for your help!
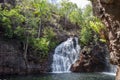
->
[0,39,26,75]
[91,0,120,79]
[0,0,4,3]
[0,38,51,75]
[70,43,109,72]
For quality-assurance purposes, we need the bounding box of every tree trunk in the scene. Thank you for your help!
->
[91,0,120,80]
[23,35,29,73]
[38,19,42,38]
[65,14,67,29]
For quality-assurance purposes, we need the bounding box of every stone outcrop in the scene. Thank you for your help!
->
[0,39,26,75]
[91,0,120,80]
[0,38,51,75]
[70,43,109,72]
[0,0,4,3]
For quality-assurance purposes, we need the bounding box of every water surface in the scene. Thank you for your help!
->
[1,73,115,80]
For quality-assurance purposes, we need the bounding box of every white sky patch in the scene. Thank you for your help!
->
[49,0,91,8]
[69,0,91,8]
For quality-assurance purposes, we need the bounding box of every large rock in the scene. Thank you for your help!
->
[92,0,120,65]
[70,43,109,72]
[91,0,120,79]
[0,0,4,3]
[0,39,26,75]
[0,38,51,75]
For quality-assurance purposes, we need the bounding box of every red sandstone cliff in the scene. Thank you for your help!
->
[91,0,120,80]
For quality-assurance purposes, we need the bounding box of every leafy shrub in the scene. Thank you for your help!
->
[28,27,57,57]
[0,7,25,38]
[89,18,105,33]
[43,27,56,40]
[43,27,58,51]
[80,27,92,45]
[33,38,49,53]
[89,17,106,43]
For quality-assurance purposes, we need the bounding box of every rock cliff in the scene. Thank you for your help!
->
[0,38,52,75]
[91,0,120,80]
[70,43,110,72]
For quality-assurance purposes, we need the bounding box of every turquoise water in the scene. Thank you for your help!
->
[1,73,115,80]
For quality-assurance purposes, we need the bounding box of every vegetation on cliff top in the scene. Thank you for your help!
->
[0,0,105,59]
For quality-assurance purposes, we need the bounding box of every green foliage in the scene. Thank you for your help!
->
[0,1,54,58]
[0,0,106,59]
[99,39,107,43]
[69,10,79,24]
[43,27,56,40]
[59,0,77,17]
[43,27,58,51]
[80,27,92,45]
[33,38,49,53]
[32,0,51,20]
[14,26,25,39]
[68,4,94,45]
[0,7,25,38]
[89,17,105,33]
[89,17,106,43]
[28,27,57,55]
[68,4,106,45]
[82,5,93,18]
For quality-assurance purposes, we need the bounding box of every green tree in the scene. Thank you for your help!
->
[33,0,51,38]
[60,0,77,27]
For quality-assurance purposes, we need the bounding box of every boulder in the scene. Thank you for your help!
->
[70,44,109,72]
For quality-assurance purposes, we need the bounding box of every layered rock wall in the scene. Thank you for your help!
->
[91,0,120,80]
[70,43,109,72]
[0,38,51,75]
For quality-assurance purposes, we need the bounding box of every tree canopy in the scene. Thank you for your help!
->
[0,0,105,57]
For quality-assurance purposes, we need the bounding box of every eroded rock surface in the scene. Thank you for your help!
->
[71,43,109,72]
[0,38,51,75]
[91,0,120,80]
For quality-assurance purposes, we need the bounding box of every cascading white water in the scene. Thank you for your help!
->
[105,53,117,75]
[110,64,117,73]
[103,54,117,75]
[102,64,117,76]
[52,37,80,73]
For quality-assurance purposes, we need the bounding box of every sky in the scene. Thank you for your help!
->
[49,0,91,8]
[69,0,91,8]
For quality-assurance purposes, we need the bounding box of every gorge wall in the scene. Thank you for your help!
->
[91,0,120,80]
[70,43,110,72]
[0,38,52,75]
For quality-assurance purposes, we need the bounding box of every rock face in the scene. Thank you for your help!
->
[70,43,109,72]
[0,0,4,3]
[0,38,51,75]
[91,0,120,80]
[0,39,26,75]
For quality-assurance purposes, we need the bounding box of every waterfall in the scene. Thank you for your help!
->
[102,64,117,76]
[52,37,80,73]
[103,54,117,75]
[110,64,117,73]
